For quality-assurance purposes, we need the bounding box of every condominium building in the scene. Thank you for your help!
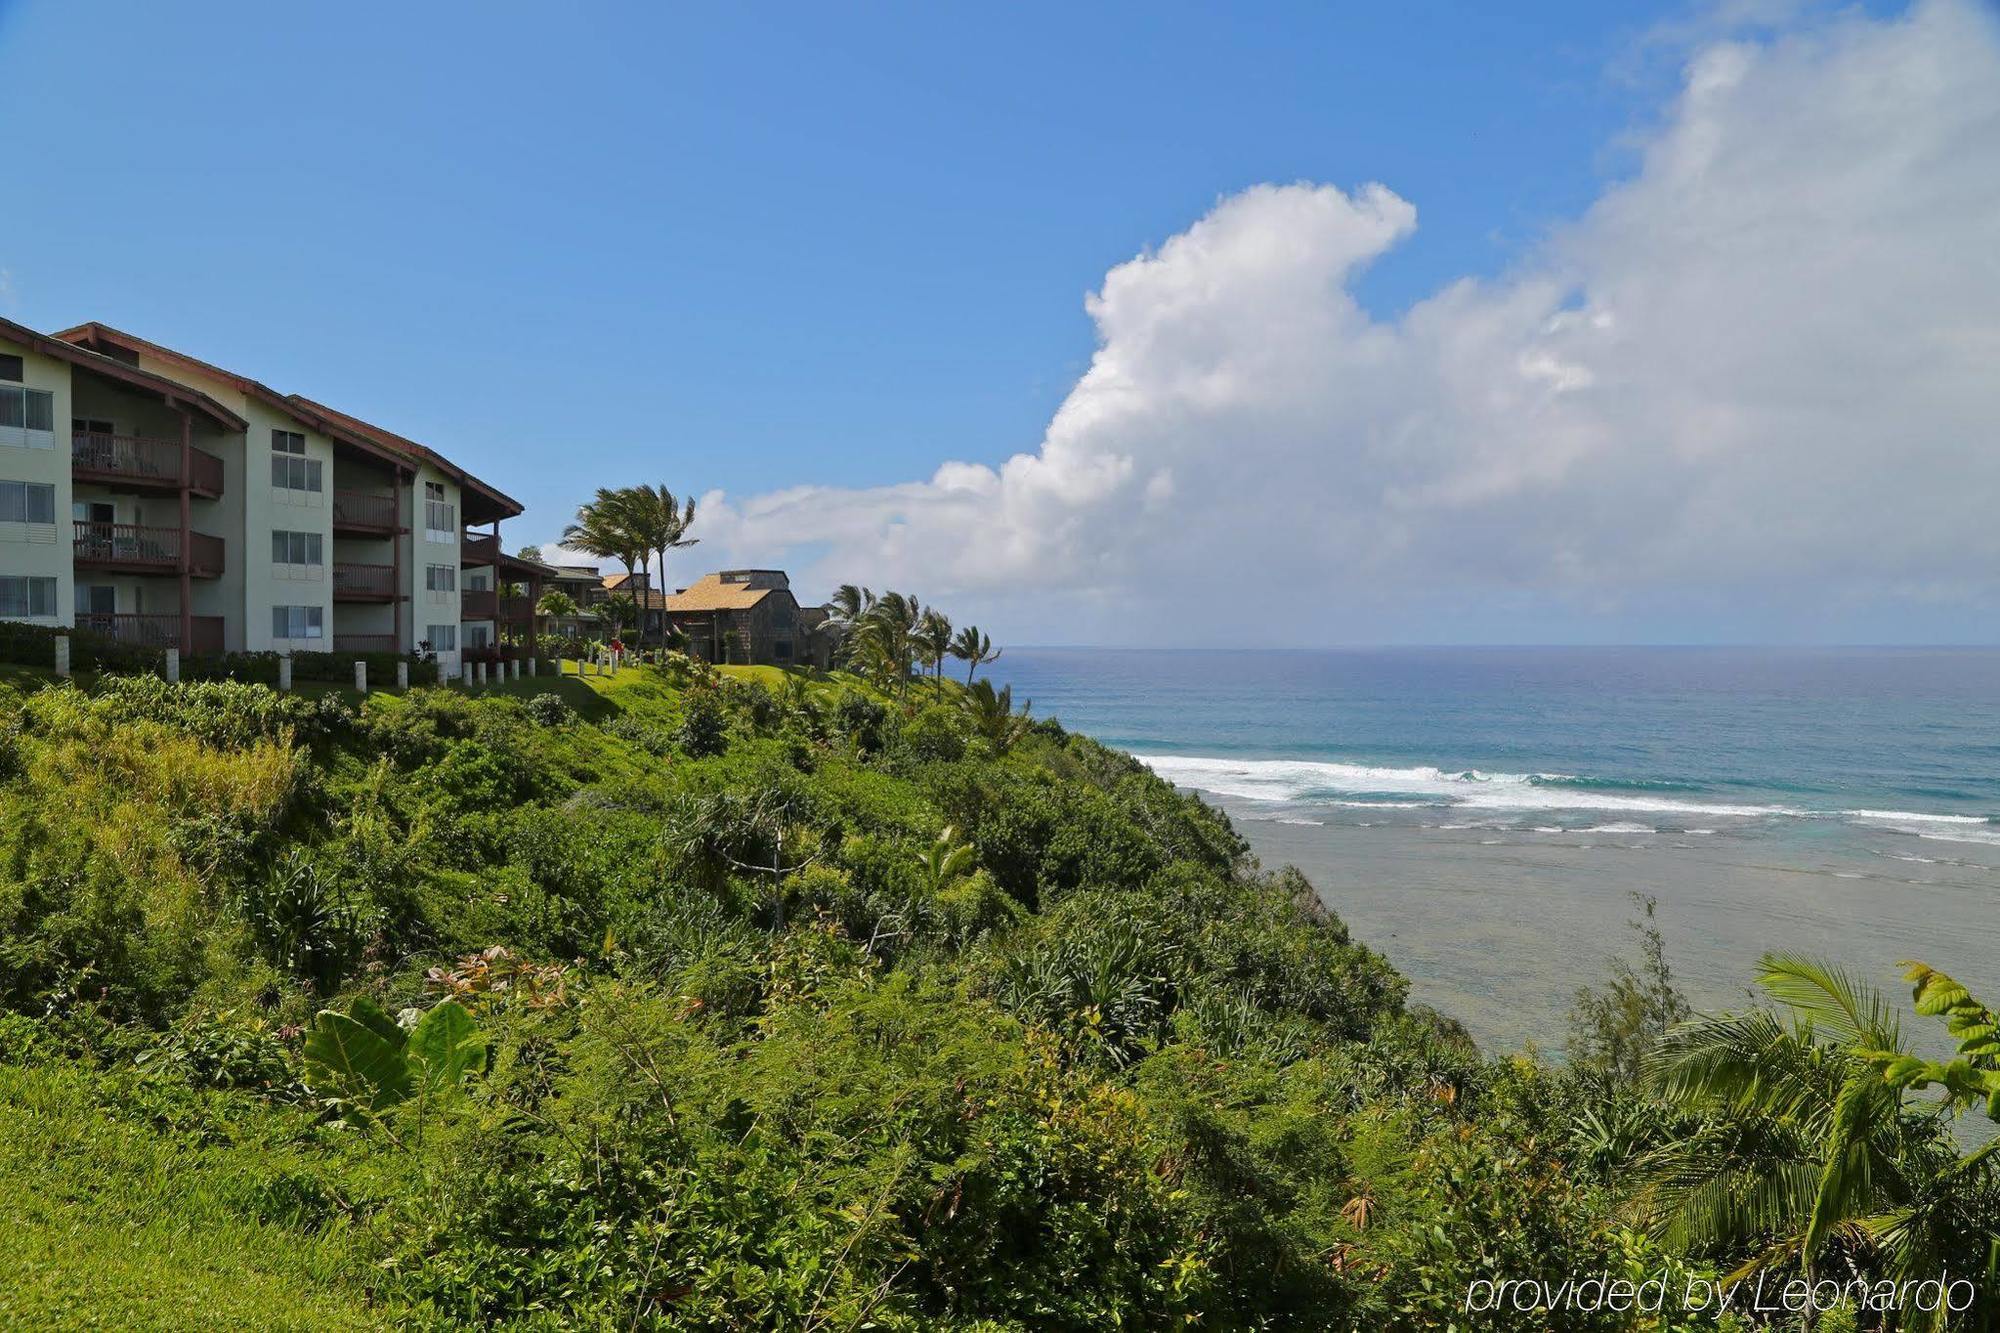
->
[0,318,548,671]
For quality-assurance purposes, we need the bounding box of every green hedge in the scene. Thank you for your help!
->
[0,623,437,686]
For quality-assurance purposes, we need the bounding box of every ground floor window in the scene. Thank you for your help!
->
[464,623,491,648]
[272,605,325,640]
[0,576,57,617]
[427,624,457,653]
[76,584,116,614]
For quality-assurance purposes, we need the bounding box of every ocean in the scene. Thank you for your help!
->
[993,647,2000,1056]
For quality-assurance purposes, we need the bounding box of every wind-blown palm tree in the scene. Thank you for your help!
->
[596,592,639,640]
[844,591,922,696]
[960,678,1031,753]
[562,489,645,626]
[1632,953,1999,1303]
[624,483,699,651]
[534,588,578,641]
[914,609,953,696]
[949,625,1000,683]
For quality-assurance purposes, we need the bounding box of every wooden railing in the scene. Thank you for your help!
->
[74,612,225,655]
[73,522,223,576]
[500,594,535,623]
[70,432,224,495]
[332,489,398,532]
[460,532,499,565]
[332,562,396,600]
[333,633,398,653]
[460,588,498,620]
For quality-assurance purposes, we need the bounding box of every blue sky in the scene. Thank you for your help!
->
[1,1,1674,514]
[4,0,1992,645]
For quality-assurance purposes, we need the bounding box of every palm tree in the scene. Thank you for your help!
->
[914,609,953,696]
[844,591,921,697]
[960,678,1031,753]
[949,625,1000,683]
[562,488,645,632]
[1632,954,1999,1300]
[624,484,699,652]
[596,592,639,640]
[534,588,578,641]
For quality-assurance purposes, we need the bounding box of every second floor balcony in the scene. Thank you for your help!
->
[71,432,224,498]
[460,587,498,620]
[461,531,499,566]
[73,522,224,577]
[332,562,397,602]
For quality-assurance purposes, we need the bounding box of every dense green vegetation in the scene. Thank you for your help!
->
[0,658,1993,1328]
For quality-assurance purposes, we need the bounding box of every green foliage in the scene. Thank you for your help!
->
[302,996,487,1128]
[673,677,730,756]
[1567,892,1691,1086]
[522,690,575,727]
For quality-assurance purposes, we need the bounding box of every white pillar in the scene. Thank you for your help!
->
[54,635,70,678]
[475,660,487,686]
[278,653,292,692]
[396,660,409,690]
[354,660,368,694]
[510,659,520,681]
[164,648,179,683]
[527,656,537,678]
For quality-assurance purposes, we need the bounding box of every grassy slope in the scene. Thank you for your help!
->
[0,661,963,1329]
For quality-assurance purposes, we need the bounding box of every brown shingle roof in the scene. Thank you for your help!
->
[666,572,780,613]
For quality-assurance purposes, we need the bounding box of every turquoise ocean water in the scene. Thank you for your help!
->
[993,647,2000,1055]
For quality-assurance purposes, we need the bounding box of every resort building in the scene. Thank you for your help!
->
[665,569,830,667]
[0,317,542,671]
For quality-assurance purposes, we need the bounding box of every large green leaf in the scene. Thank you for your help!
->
[406,999,486,1097]
[303,1008,413,1122]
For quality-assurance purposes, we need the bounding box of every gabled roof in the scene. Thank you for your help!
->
[51,321,521,521]
[667,571,789,613]
[1,316,246,431]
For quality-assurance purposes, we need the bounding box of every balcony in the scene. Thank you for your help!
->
[332,489,400,535]
[332,562,397,602]
[73,522,224,577]
[500,594,535,624]
[333,633,398,654]
[75,612,225,656]
[460,531,499,566]
[460,588,498,620]
[71,432,225,498]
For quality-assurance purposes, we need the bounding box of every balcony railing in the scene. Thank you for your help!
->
[71,432,225,497]
[74,612,225,656]
[332,562,397,601]
[460,532,499,566]
[500,594,535,623]
[332,489,399,533]
[460,588,498,620]
[73,522,224,577]
[333,633,398,654]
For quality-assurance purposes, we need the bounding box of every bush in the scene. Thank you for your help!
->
[524,692,577,727]
[674,679,730,757]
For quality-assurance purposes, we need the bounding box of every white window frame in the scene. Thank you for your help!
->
[425,563,456,593]
[270,430,323,494]
[0,575,59,617]
[0,479,56,525]
[423,481,456,544]
[0,385,58,449]
[271,605,325,640]
[270,529,325,566]
[426,623,457,652]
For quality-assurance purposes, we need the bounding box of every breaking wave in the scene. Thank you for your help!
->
[1133,754,1996,831]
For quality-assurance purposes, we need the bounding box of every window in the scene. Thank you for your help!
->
[76,584,116,615]
[426,623,457,652]
[270,529,324,565]
[270,430,323,492]
[0,576,58,617]
[0,354,22,382]
[774,640,793,661]
[73,418,114,436]
[0,386,57,445]
[425,563,456,593]
[464,623,491,649]
[423,481,456,542]
[0,480,56,524]
[271,605,325,640]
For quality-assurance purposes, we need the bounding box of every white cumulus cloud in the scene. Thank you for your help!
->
[697,0,2000,644]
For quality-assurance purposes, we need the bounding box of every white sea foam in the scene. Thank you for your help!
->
[1135,755,1801,819]
[1135,754,1995,833]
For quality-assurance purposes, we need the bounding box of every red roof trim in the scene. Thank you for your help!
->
[1,316,247,431]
